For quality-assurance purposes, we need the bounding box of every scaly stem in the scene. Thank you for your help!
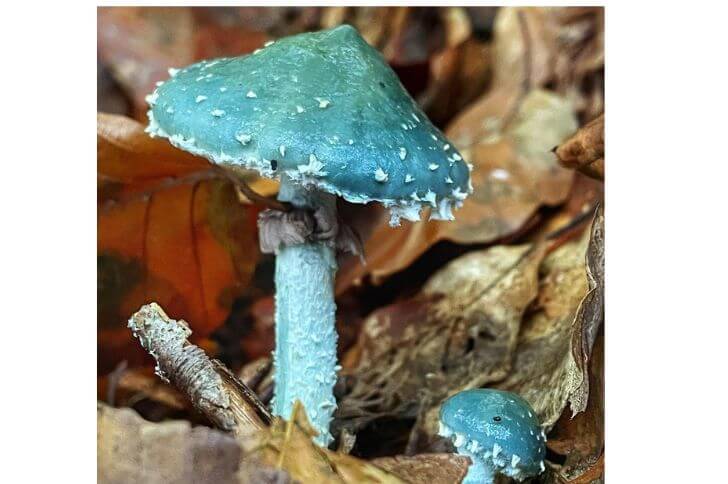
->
[460,449,494,484]
[272,176,338,446]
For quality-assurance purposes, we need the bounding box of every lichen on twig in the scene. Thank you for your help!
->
[128,303,272,437]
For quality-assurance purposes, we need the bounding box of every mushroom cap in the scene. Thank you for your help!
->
[146,25,471,225]
[439,389,546,481]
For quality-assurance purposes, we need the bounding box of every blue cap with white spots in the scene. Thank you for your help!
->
[439,389,547,482]
[145,25,471,226]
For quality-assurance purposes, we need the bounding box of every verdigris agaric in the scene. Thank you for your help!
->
[439,389,547,483]
[145,25,472,446]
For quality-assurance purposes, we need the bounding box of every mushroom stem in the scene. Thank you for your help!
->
[460,450,494,484]
[271,175,338,446]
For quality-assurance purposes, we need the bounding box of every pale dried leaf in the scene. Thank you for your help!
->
[491,225,592,428]
[443,89,578,244]
[98,403,242,484]
[337,243,547,433]
[491,7,556,89]
[252,402,404,484]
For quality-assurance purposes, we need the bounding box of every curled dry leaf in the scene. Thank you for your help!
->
[336,242,547,434]
[568,204,604,414]
[98,402,244,484]
[547,331,604,484]
[555,114,604,181]
[98,114,265,372]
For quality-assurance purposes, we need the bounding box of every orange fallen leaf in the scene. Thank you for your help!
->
[98,114,264,372]
[98,112,209,183]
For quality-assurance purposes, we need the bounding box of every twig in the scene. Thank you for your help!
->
[128,303,272,438]
[99,170,219,213]
[545,204,598,242]
[100,165,291,214]
[213,165,291,212]
[404,392,432,456]
[106,360,128,406]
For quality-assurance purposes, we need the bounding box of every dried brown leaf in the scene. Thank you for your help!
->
[547,331,604,484]
[251,403,405,484]
[338,217,597,458]
[98,402,243,484]
[97,112,209,183]
[320,7,444,67]
[410,225,592,448]
[486,225,592,431]
[371,454,470,484]
[555,114,604,181]
[418,38,491,127]
[336,243,547,434]
[444,89,579,244]
[416,8,489,126]
[100,367,188,411]
[492,7,604,121]
[528,173,603,241]
[491,7,556,91]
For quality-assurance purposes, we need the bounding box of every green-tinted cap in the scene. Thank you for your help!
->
[146,25,471,225]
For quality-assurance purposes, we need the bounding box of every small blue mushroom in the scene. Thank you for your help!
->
[145,25,472,447]
[439,389,547,483]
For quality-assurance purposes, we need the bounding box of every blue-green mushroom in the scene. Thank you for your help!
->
[439,389,547,483]
[145,25,471,446]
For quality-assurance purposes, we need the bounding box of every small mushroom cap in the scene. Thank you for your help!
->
[439,389,546,480]
[146,25,471,225]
